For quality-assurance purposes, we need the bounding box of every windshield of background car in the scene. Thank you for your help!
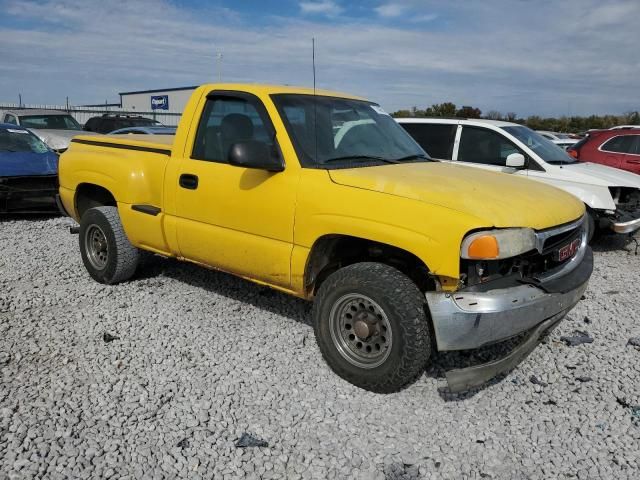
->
[19,114,82,130]
[0,128,50,153]
[502,126,577,164]
[271,94,429,168]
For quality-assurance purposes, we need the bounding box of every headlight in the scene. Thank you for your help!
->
[461,228,536,260]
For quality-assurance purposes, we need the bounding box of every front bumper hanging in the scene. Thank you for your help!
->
[444,312,565,393]
[426,223,593,393]
[608,188,640,234]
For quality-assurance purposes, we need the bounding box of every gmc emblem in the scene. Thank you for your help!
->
[556,238,581,262]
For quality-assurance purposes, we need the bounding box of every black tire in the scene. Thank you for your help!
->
[79,206,140,284]
[312,262,431,393]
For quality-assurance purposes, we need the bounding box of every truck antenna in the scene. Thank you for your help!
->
[216,52,223,82]
[313,38,318,163]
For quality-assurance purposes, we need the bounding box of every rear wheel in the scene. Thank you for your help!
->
[313,262,431,393]
[79,206,140,284]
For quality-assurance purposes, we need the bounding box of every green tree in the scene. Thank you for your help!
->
[393,109,413,118]
[456,106,482,118]
[425,102,457,117]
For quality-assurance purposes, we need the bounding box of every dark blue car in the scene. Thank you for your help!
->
[0,123,59,213]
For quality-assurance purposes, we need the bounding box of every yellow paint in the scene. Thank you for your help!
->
[59,83,585,298]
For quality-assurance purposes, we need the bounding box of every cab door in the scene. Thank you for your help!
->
[454,126,526,176]
[172,92,299,289]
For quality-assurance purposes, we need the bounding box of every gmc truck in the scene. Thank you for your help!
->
[58,84,593,393]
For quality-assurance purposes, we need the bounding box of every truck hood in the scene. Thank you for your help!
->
[544,161,640,189]
[0,151,58,177]
[328,162,584,230]
[29,129,83,151]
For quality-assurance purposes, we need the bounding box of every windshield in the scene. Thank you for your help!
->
[271,94,429,168]
[19,114,82,130]
[0,128,50,153]
[502,126,577,164]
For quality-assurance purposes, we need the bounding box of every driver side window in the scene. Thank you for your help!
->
[4,114,17,125]
[457,126,520,166]
[192,95,274,163]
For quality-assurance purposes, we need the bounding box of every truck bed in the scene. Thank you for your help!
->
[71,134,175,153]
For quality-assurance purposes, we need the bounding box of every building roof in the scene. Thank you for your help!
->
[78,103,121,107]
[119,86,199,96]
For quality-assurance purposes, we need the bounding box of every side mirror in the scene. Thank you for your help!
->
[228,141,284,172]
[505,152,526,169]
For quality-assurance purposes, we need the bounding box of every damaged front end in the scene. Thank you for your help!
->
[0,175,59,214]
[604,187,640,234]
[426,215,593,393]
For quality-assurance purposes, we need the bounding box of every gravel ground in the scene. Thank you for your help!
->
[1,216,639,479]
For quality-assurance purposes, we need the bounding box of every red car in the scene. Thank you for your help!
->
[568,129,640,174]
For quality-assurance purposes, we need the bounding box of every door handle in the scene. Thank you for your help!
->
[179,174,198,190]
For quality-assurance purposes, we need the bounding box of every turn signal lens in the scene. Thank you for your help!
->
[567,149,578,159]
[466,235,499,259]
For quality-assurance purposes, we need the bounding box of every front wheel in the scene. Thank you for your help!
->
[313,262,432,393]
[79,206,140,284]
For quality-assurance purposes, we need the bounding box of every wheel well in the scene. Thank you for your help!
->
[305,235,435,296]
[75,183,116,219]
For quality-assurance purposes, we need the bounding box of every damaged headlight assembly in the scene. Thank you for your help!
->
[461,228,537,260]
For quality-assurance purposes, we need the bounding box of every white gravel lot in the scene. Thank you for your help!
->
[1,216,639,479]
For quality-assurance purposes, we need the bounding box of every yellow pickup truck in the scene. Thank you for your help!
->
[58,84,592,393]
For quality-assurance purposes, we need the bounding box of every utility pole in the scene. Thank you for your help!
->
[18,93,22,108]
[216,52,223,82]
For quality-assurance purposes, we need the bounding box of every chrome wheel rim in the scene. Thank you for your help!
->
[85,225,108,270]
[329,293,392,369]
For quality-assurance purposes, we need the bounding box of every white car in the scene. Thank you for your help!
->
[1,109,85,152]
[536,130,579,149]
[398,118,640,239]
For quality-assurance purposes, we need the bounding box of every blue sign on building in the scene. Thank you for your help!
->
[151,95,169,110]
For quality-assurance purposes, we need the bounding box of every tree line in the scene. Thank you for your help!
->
[392,103,640,133]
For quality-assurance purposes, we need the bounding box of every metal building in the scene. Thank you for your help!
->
[119,86,198,113]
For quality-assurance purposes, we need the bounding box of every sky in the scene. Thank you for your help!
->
[0,0,638,117]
